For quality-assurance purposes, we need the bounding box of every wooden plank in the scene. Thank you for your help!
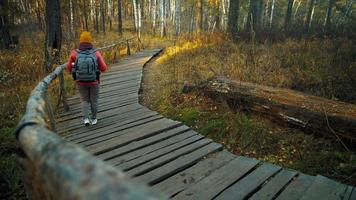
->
[342,186,354,200]
[57,104,145,132]
[300,175,348,200]
[124,139,213,176]
[214,163,282,200]
[97,125,191,160]
[249,169,298,200]
[60,108,155,136]
[58,98,138,122]
[71,115,164,144]
[109,131,201,166]
[173,156,260,200]
[82,118,181,147]
[276,174,315,200]
[86,119,182,155]
[152,150,236,197]
[65,112,160,140]
[135,142,223,185]
[349,187,356,200]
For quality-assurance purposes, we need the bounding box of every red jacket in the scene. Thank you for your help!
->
[67,49,107,86]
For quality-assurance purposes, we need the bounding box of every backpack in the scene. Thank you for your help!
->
[72,49,99,82]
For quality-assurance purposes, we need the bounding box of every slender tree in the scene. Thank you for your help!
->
[305,0,315,32]
[324,0,335,34]
[118,0,123,34]
[269,0,276,29]
[44,0,62,72]
[101,0,106,34]
[285,0,294,30]
[0,0,12,49]
[83,0,89,30]
[227,0,240,39]
[196,0,203,32]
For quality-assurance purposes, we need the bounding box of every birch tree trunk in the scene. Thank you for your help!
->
[269,0,276,29]
[175,0,181,36]
[69,0,74,36]
[133,0,138,31]
[160,0,166,37]
[44,0,62,72]
[305,0,315,32]
[117,0,123,34]
[152,0,157,34]
[137,0,142,38]
[285,0,294,30]
[227,0,240,40]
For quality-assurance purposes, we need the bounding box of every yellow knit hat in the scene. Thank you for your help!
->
[80,31,93,43]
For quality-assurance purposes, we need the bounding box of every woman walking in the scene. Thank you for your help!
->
[67,31,107,126]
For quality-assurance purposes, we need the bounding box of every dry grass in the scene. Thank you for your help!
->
[140,33,356,186]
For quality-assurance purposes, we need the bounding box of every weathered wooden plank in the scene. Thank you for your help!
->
[349,187,356,200]
[300,175,348,200]
[135,142,223,185]
[57,104,145,132]
[82,118,181,147]
[58,98,139,123]
[59,108,155,136]
[119,135,209,172]
[343,186,354,200]
[65,112,160,141]
[124,139,213,176]
[214,163,282,200]
[86,119,182,155]
[249,169,298,200]
[72,115,164,144]
[109,132,201,166]
[152,150,236,197]
[97,125,191,161]
[173,156,260,200]
[276,174,315,200]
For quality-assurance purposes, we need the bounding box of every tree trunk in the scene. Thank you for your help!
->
[175,0,181,36]
[185,77,356,147]
[324,0,335,35]
[137,0,142,38]
[44,0,62,72]
[246,0,263,33]
[95,0,99,33]
[227,0,240,40]
[285,0,294,30]
[0,0,12,49]
[101,0,106,34]
[269,0,275,29]
[83,0,89,30]
[152,0,157,34]
[118,0,123,34]
[196,0,203,33]
[305,0,315,32]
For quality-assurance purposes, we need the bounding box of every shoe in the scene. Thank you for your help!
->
[84,118,90,126]
[91,118,98,125]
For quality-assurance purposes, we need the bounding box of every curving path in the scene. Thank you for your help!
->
[57,49,356,200]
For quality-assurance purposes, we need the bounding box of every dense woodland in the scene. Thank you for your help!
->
[1,0,356,199]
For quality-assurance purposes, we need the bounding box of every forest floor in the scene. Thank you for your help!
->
[140,33,356,186]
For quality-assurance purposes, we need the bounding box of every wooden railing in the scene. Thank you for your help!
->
[14,38,165,200]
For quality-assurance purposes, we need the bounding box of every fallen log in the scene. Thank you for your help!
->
[183,76,356,148]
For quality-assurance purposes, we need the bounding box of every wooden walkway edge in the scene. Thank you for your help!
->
[58,49,356,200]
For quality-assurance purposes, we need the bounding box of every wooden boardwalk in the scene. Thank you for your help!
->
[57,49,356,200]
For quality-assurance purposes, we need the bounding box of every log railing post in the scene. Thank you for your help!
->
[59,72,69,111]
[45,91,56,132]
[126,40,131,55]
